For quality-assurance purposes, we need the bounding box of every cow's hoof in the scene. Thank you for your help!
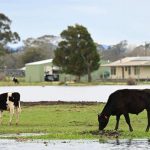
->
[99,130,104,134]
[130,129,133,132]
[145,128,149,132]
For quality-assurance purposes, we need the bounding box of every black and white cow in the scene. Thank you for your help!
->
[0,92,21,125]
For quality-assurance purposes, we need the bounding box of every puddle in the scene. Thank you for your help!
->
[0,133,47,138]
[0,139,150,150]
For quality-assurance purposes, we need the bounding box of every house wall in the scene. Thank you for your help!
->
[110,66,150,80]
[111,67,122,79]
[140,66,150,79]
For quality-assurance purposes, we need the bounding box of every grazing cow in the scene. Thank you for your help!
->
[12,77,19,84]
[0,92,21,125]
[98,89,150,132]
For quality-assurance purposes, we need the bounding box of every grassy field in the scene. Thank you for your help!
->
[0,103,150,140]
[0,77,150,86]
[0,80,126,86]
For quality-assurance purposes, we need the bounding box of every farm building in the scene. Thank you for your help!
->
[25,59,59,82]
[102,57,150,80]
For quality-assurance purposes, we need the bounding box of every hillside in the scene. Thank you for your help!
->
[23,35,62,47]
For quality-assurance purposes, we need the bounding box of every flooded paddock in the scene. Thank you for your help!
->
[0,85,150,102]
[0,139,150,150]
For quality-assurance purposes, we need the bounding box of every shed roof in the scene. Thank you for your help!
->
[26,59,53,66]
[102,57,150,67]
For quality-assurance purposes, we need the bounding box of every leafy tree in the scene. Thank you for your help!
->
[0,13,20,55]
[0,52,23,69]
[21,47,49,64]
[127,42,150,57]
[144,42,150,56]
[53,24,100,82]
[102,40,128,61]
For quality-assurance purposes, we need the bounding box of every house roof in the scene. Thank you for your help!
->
[26,59,53,66]
[102,57,150,67]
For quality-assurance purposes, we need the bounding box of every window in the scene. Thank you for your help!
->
[111,67,116,75]
[128,67,131,75]
[134,66,140,75]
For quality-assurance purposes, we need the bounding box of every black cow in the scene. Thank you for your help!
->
[0,92,21,125]
[12,77,19,84]
[98,89,150,132]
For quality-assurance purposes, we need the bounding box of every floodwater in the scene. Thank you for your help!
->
[0,85,150,102]
[0,139,150,150]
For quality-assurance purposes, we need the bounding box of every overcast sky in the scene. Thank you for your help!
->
[1,0,150,45]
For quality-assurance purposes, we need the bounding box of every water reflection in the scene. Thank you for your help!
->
[148,139,150,145]
[112,138,132,146]
[104,138,150,150]
[0,139,150,150]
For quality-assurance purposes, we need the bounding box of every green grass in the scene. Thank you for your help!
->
[0,79,128,86]
[0,103,150,140]
[1,76,150,86]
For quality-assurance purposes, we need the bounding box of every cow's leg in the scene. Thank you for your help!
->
[15,107,20,125]
[115,115,120,131]
[146,110,150,132]
[0,111,2,125]
[124,113,133,132]
[9,105,14,125]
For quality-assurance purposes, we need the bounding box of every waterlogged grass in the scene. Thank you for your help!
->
[0,103,150,140]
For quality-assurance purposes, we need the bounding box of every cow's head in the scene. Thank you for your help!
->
[98,113,109,131]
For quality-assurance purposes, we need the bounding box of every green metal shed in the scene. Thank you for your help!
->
[25,59,53,82]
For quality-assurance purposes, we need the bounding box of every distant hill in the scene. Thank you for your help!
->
[6,35,62,51]
[23,35,62,48]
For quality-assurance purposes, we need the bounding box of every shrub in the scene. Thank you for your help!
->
[127,77,136,85]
